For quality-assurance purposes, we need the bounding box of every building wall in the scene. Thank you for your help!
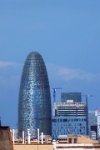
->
[14,143,100,150]
[13,136,100,150]
[54,144,100,150]
[53,136,100,150]
[14,144,53,150]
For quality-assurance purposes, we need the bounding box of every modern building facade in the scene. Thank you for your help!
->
[88,109,100,140]
[96,110,100,140]
[88,111,97,139]
[52,100,87,139]
[18,52,51,137]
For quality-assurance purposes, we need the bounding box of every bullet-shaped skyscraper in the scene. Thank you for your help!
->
[18,52,51,137]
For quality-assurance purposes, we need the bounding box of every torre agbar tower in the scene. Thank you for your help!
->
[18,52,51,137]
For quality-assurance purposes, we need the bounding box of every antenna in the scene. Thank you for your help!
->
[52,88,62,102]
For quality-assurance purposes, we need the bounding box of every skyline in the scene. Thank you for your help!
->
[0,0,100,127]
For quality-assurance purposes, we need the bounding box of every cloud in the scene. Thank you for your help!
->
[0,61,16,68]
[0,61,22,87]
[0,60,99,85]
[47,63,100,81]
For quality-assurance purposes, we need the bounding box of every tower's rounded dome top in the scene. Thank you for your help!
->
[27,51,42,60]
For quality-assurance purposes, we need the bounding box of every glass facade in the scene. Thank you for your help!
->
[52,101,87,139]
[52,116,87,139]
[18,52,51,137]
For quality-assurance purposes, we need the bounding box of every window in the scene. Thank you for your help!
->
[74,138,77,143]
[68,138,72,143]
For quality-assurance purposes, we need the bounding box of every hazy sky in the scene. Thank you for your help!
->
[0,0,100,128]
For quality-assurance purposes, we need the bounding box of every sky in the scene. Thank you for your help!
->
[0,0,100,128]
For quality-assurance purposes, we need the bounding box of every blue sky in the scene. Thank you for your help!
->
[0,0,100,127]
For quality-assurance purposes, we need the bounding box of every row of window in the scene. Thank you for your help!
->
[52,118,86,122]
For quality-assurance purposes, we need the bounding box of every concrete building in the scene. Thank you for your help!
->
[13,135,100,150]
[53,135,100,150]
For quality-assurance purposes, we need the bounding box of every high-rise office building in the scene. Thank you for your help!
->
[52,100,87,139]
[88,109,100,140]
[88,111,97,139]
[18,52,51,137]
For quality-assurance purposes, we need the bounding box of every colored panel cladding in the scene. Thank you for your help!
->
[18,52,51,137]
